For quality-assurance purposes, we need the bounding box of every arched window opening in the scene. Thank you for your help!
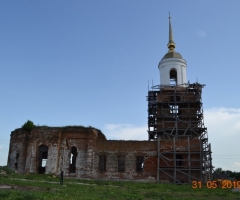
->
[98,155,106,172]
[136,156,144,172]
[15,153,19,170]
[176,154,183,167]
[69,146,77,173]
[38,145,48,174]
[118,156,125,172]
[170,69,177,85]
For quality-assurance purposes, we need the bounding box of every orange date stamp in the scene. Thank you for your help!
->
[192,180,240,189]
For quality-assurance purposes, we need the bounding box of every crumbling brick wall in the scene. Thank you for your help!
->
[93,140,158,181]
[8,127,62,174]
[7,127,158,181]
[7,126,202,182]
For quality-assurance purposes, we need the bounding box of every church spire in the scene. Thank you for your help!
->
[167,13,176,52]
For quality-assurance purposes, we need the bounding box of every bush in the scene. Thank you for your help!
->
[22,120,35,131]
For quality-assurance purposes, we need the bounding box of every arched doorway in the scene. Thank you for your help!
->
[38,145,48,174]
[69,146,77,173]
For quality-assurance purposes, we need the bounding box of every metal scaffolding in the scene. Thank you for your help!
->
[147,83,213,184]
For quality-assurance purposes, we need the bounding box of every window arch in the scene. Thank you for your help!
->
[69,146,77,173]
[170,69,177,85]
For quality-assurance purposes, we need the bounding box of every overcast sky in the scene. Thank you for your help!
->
[0,1,240,172]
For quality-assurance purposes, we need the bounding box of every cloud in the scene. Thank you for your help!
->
[205,107,240,137]
[196,30,207,38]
[232,161,240,167]
[103,124,148,140]
[205,107,240,171]
[0,146,3,150]
[229,162,240,172]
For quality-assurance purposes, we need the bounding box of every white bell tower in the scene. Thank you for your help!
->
[158,15,187,86]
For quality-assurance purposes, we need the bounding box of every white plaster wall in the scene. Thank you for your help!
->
[158,58,187,86]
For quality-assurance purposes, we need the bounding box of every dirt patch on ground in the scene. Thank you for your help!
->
[232,188,240,192]
[0,185,12,189]
[0,184,50,191]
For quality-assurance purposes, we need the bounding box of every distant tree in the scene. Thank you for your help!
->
[22,120,35,131]
[232,172,240,179]
[215,168,240,179]
[215,168,222,174]
[226,170,232,175]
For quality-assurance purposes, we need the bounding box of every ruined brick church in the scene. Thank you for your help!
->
[7,16,213,183]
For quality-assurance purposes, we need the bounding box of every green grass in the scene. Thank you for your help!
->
[0,167,240,200]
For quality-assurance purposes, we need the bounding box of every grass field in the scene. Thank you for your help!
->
[0,166,240,200]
